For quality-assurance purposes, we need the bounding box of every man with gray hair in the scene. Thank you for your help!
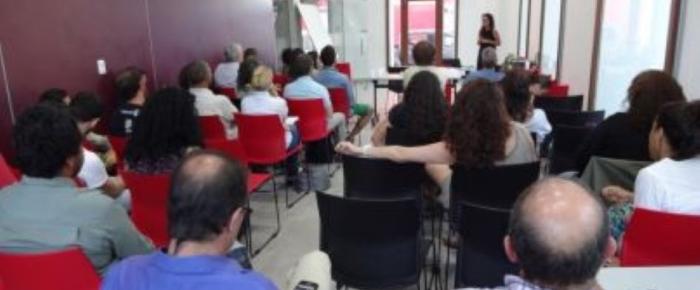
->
[214,42,243,89]
[464,47,504,84]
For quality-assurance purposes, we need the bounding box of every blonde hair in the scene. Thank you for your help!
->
[249,66,277,96]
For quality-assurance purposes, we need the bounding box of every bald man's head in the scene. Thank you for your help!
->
[508,178,611,288]
[168,150,247,242]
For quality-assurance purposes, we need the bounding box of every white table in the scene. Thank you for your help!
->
[597,266,700,290]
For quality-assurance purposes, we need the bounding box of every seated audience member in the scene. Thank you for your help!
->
[315,45,372,141]
[280,48,295,74]
[464,47,504,84]
[337,80,537,206]
[214,42,243,89]
[372,70,448,146]
[69,93,127,201]
[244,47,258,61]
[500,69,552,146]
[284,54,348,141]
[402,41,449,89]
[180,60,238,139]
[39,88,70,105]
[237,58,260,98]
[463,178,616,290]
[110,67,148,136]
[125,88,203,174]
[576,70,686,172]
[101,151,276,290]
[0,104,152,274]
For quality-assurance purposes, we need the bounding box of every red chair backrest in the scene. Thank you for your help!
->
[218,87,238,101]
[122,171,171,248]
[198,116,227,139]
[203,138,249,166]
[0,155,17,189]
[0,248,100,290]
[328,88,351,116]
[335,62,352,80]
[233,114,288,165]
[620,207,700,266]
[287,99,329,142]
[273,74,289,92]
[547,84,569,97]
[107,136,127,168]
[444,83,454,104]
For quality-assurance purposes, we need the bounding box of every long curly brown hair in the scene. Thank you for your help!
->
[445,80,511,168]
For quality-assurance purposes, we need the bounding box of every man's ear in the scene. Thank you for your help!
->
[227,207,246,233]
[504,235,519,263]
[604,236,617,260]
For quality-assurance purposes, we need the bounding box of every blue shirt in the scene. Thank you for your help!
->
[283,76,332,112]
[464,68,505,84]
[313,67,356,105]
[101,252,277,290]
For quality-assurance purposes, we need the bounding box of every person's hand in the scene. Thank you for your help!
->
[335,141,363,156]
[602,185,634,204]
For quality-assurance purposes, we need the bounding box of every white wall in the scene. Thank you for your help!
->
[528,0,542,61]
[558,0,598,105]
[675,0,700,100]
[458,0,520,68]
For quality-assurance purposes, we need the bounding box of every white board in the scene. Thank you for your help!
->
[296,0,333,50]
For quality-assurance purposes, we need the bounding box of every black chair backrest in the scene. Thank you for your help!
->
[442,58,462,68]
[534,95,584,112]
[456,202,517,288]
[545,110,605,128]
[450,162,540,210]
[550,125,596,174]
[316,192,422,289]
[342,155,428,199]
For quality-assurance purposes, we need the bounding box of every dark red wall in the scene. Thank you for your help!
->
[0,0,276,157]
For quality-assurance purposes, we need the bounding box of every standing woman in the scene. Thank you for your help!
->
[477,13,501,70]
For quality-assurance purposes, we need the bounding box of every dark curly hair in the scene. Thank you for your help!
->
[237,58,260,90]
[656,101,700,161]
[400,71,448,144]
[38,88,69,105]
[13,104,83,178]
[125,87,203,167]
[501,69,533,123]
[445,80,511,168]
[627,70,686,131]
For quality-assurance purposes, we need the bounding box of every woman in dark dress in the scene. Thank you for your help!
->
[477,13,501,70]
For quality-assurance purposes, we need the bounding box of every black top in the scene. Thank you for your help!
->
[575,112,652,172]
[479,29,497,49]
[109,103,141,137]
[387,103,444,146]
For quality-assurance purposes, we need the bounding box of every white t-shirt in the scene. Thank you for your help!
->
[190,87,239,139]
[525,108,552,144]
[634,157,700,215]
[214,62,240,89]
[241,91,293,147]
[78,148,109,190]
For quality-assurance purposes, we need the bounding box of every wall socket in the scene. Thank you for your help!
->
[96,59,107,75]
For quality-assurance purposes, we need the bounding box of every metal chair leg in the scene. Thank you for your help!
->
[285,152,310,209]
[250,175,281,257]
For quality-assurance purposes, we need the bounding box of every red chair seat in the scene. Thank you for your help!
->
[0,248,100,290]
[248,173,272,195]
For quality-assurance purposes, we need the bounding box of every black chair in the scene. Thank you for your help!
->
[316,192,427,290]
[342,155,428,199]
[534,95,584,112]
[450,162,541,210]
[545,110,605,128]
[441,58,462,68]
[550,125,596,174]
[455,202,517,288]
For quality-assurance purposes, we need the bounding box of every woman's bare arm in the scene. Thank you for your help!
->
[336,141,453,164]
[370,118,390,146]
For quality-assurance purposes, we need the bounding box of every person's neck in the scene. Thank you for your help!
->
[129,93,145,106]
[170,239,229,257]
[532,279,601,290]
[191,84,210,90]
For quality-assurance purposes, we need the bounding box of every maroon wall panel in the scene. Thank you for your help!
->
[147,0,277,86]
[0,51,13,157]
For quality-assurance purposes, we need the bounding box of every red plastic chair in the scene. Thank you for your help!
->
[286,99,330,143]
[0,248,100,290]
[217,87,238,101]
[273,74,289,94]
[0,155,17,189]
[547,83,569,97]
[107,135,127,169]
[444,82,455,105]
[198,116,227,139]
[122,171,171,248]
[620,208,700,266]
[335,62,352,80]
[328,88,351,117]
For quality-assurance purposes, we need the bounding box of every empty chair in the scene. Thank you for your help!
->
[450,161,540,210]
[0,248,100,290]
[549,125,596,174]
[0,155,17,189]
[455,202,517,288]
[329,88,351,116]
[341,155,428,199]
[534,95,583,112]
[121,171,170,248]
[198,116,227,139]
[316,192,427,289]
[620,208,700,266]
[545,110,605,128]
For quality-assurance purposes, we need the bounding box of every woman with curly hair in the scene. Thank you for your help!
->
[125,87,203,174]
[371,71,448,146]
[337,80,537,206]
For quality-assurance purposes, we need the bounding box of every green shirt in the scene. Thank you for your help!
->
[0,176,153,274]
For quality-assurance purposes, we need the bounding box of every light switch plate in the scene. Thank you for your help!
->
[97,59,107,75]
